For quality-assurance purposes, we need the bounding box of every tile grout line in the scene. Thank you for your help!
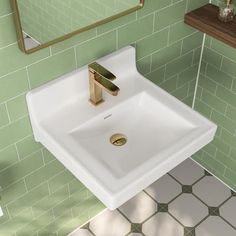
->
[192,33,206,109]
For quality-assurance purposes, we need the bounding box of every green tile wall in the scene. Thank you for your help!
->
[193,36,236,192]
[0,0,207,235]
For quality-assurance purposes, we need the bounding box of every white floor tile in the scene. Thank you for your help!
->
[119,192,157,223]
[169,193,208,227]
[220,197,236,227]
[169,159,204,185]
[193,176,231,206]
[142,213,183,236]
[196,216,235,236]
[145,174,181,203]
[68,228,92,236]
[89,209,130,236]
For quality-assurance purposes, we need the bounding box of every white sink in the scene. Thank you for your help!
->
[27,46,217,209]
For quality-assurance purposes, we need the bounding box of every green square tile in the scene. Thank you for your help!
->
[131,223,142,233]
[158,203,168,212]
[205,170,212,176]
[231,190,236,196]
[208,207,220,216]
[182,185,193,193]
[81,223,90,230]
[184,227,195,236]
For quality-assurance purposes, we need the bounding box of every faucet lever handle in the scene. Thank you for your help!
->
[88,62,116,81]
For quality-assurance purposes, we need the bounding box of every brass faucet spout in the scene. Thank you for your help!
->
[88,62,119,105]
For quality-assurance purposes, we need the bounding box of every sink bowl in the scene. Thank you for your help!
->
[27,46,217,209]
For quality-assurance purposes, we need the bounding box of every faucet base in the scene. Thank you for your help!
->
[89,98,104,106]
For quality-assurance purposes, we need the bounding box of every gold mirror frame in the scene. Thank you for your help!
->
[11,0,144,54]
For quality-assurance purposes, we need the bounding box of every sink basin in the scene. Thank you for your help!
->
[27,46,217,209]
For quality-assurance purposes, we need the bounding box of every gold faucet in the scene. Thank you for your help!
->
[88,62,120,105]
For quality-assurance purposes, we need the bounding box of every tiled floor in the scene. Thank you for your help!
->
[69,159,236,236]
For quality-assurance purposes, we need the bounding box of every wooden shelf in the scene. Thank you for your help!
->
[184,4,236,48]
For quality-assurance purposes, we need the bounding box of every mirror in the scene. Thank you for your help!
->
[11,0,144,54]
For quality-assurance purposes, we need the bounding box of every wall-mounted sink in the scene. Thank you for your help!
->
[27,46,217,210]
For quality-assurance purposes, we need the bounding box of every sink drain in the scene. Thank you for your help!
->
[110,133,127,146]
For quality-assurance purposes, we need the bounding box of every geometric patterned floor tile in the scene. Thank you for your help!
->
[195,217,236,236]
[169,159,205,185]
[69,228,93,236]
[145,174,181,203]
[193,176,231,206]
[142,213,183,236]
[119,192,157,223]
[89,210,130,236]
[68,159,235,236]
[169,194,208,227]
[220,197,236,227]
